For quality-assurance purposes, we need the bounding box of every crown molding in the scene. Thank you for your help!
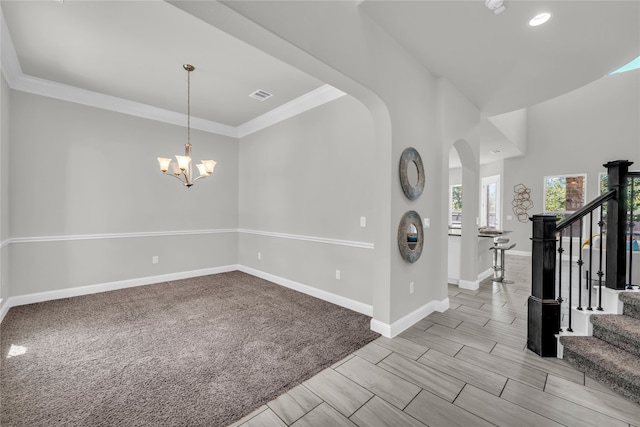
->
[0,10,344,139]
[1,10,22,84]
[10,74,240,138]
[237,84,346,138]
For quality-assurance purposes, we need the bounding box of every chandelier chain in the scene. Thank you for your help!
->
[187,66,191,146]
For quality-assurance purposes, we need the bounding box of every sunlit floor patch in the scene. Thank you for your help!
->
[7,344,27,358]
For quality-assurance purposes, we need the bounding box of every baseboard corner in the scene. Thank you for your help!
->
[237,265,373,317]
[371,297,449,338]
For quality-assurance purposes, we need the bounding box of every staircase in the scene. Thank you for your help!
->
[560,292,640,405]
[528,160,640,406]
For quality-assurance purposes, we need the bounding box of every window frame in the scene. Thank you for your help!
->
[449,184,462,226]
[481,175,500,228]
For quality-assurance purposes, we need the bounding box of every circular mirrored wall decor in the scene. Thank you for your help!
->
[398,210,424,263]
[399,147,425,200]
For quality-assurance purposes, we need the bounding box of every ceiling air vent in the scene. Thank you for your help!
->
[249,89,273,101]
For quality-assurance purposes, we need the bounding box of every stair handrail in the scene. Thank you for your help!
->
[555,189,616,232]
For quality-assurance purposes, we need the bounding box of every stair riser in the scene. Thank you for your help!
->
[562,347,640,406]
[623,303,640,321]
[619,291,640,321]
[592,326,640,358]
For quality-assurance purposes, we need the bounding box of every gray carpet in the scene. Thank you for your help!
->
[560,291,640,405]
[0,271,379,426]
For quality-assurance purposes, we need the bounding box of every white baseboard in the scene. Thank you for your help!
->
[0,265,238,324]
[0,264,450,341]
[459,279,479,291]
[238,265,373,316]
[478,268,493,282]
[0,264,374,324]
[0,298,6,326]
[370,297,449,338]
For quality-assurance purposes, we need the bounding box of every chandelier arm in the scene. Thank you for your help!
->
[191,175,208,184]
[164,173,187,184]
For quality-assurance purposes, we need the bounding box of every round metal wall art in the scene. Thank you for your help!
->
[399,147,425,200]
[398,210,424,263]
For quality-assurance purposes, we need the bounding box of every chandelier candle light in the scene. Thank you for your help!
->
[157,64,216,187]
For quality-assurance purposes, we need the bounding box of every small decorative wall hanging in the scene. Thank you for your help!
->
[398,210,424,263]
[512,183,533,222]
[399,147,425,200]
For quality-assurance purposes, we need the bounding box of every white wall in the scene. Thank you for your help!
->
[6,90,239,297]
[238,95,376,305]
[503,70,640,253]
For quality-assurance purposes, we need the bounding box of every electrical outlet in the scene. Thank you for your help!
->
[410,282,414,294]
[258,252,261,260]
[152,256,159,264]
[423,218,430,228]
[507,215,513,220]
[360,216,367,227]
[336,270,341,280]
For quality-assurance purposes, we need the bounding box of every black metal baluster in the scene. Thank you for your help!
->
[587,212,593,311]
[597,206,605,311]
[568,227,574,332]
[558,237,564,331]
[628,177,636,289]
[577,219,584,311]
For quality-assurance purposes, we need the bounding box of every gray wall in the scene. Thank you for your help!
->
[238,95,376,304]
[6,91,239,296]
[196,0,446,328]
[1,75,9,302]
[503,70,640,253]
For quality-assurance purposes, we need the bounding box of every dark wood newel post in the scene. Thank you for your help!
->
[605,160,632,290]
[528,214,560,357]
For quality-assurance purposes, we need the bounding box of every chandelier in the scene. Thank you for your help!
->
[157,64,216,187]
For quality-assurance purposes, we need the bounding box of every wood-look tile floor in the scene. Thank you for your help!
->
[230,255,640,427]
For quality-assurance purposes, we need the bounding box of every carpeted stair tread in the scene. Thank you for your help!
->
[591,314,640,357]
[620,292,640,320]
[560,335,640,405]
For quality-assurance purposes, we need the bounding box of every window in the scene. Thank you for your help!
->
[609,56,640,75]
[544,174,586,236]
[450,185,462,225]
[481,175,500,228]
[599,172,640,239]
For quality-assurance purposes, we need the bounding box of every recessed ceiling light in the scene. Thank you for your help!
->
[490,149,503,155]
[529,12,551,27]
[485,0,506,15]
